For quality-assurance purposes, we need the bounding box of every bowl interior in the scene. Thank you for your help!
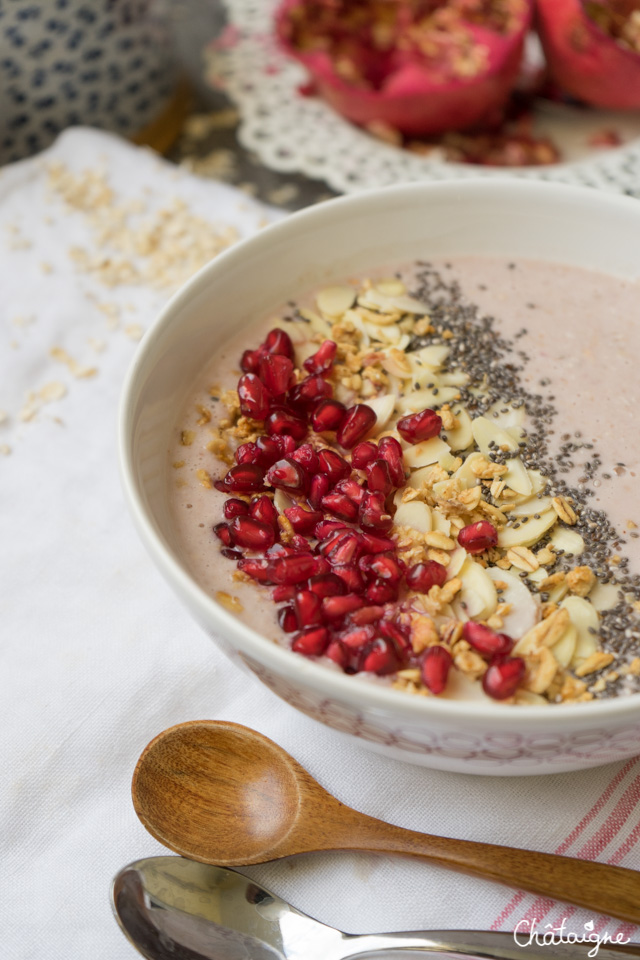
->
[120,179,640,717]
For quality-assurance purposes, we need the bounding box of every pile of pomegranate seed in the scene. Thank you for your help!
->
[211,326,520,699]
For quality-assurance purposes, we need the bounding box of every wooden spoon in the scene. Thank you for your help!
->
[132,720,640,924]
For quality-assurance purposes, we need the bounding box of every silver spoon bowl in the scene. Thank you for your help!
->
[111,856,640,960]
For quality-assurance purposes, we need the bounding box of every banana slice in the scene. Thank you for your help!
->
[316,285,356,318]
[455,558,498,620]
[471,416,521,455]
[561,596,600,668]
[444,407,473,451]
[404,437,451,469]
[393,500,433,533]
[486,567,539,638]
[498,510,557,549]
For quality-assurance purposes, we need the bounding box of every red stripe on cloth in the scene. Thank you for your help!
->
[576,773,640,859]
[490,756,640,931]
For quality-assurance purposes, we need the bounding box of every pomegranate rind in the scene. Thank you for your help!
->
[537,0,640,110]
[276,0,533,136]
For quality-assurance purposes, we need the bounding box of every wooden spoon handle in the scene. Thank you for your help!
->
[333,811,640,924]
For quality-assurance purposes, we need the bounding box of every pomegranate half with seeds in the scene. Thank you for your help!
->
[276,0,532,136]
[537,0,640,110]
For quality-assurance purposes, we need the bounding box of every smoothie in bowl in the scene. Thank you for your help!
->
[169,255,640,708]
[120,180,640,773]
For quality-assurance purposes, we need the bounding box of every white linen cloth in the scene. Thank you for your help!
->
[2,128,640,960]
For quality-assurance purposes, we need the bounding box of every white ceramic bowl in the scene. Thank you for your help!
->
[119,180,640,776]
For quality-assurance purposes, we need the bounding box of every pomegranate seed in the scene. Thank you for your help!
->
[235,442,260,465]
[349,605,384,625]
[317,528,349,555]
[326,640,348,669]
[238,373,270,420]
[334,477,365,504]
[379,619,411,656]
[265,458,308,493]
[336,403,377,449]
[289,443,319,476]
[421,646,452,694]
[378,436,405,487]
[223,498,250,520]
[255,436,281,465]
[259,353,294,396]
[314,519,347,540]
[308,573,346,598]
[290,534,312,552]
[322,594,364,620]
[365,580,398,603]
[362,638,399,675]
[463,622,514,657]
[320,492,359,522]
[284,504,322,534]
[359,532,396,554]
[332,563,365,594]
[351,440,378,469]
[397,408,442,444]
[313,556,331,575]
[340,624,376,649]
[237,558,273,583]
[318,449,350,483]
[326,530,362,565]
[264,327,294,360]
[359,552,403,583]
[265,408,308,442]
[359,491,393,532]
[292,626,329,657]
[270,553,319,584]
[290,374,332,408]
[221,547,242,560]
[303,339,337,375]
[309,473,331,509]
[229,516,276,549]
[213,522,232,545]
[294,589,323,628]
[278,605,298,632]
[406,560,447,593]
[267,542,295,557]
[240,348,262,373]
[274,434,297,457]
[482,655,526,700]
[365,459,392,495]
[458,521,498,554]
[311,399,347,433]
[249,494,279,531]
[218,463,266,493]
[273,584,295,602]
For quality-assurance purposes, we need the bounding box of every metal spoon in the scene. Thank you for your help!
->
[111,856,640,959]
[132,720,640,924]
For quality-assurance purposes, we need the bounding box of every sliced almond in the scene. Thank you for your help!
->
[497,509,557,549]
[550,624,577,668]
[432,511,452,536]
[393,500,432,533]
[527,469,547,495]
[409,343,449,371]
[444,407,473,451]
[514,689,548,706]
[360,288,429,315]
[404,437,451,469]
[365,393,395,432]
[273,489,294,514]
[589,581,620,612]
[503,457,532,496]
[397,388,443,412]
[375,279,406,297]
[316,285,356,317]
[505,495,553,517]
[561,596,600,668]
[485,402,526,429]
[445,546,467,580]
[485,566,539,639]
[549,526,585,557]
[454,558,498,620]
[471,416,520,455]
[453,451,486,490]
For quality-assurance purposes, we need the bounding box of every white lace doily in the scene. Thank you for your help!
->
[207,0,640,198]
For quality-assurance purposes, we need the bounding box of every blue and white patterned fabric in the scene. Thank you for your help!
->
[0,0,177,162]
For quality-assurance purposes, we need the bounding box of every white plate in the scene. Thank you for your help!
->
[207,1,640,196]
